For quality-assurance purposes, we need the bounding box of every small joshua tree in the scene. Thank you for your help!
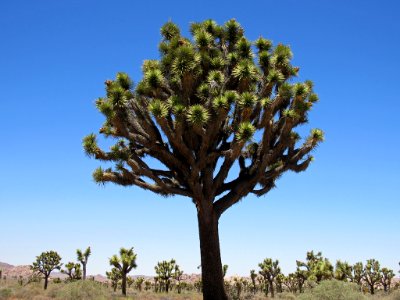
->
[363,259,382,295]
[61,262,82,280]
[155,259,177,293]
[109,247,137,296]
[250,269,257,294]
[173,265,184,293]
[380,267,395,292]
[135,276,144,291]
[127,276,134,288]
[30,250,62,289]
[106,267,121,292]
[296,250,333,283]
[83,19,323,300]
[222,264,229,279]
[76,246,91,280]
[334,260,353,281]
[258,258,281,298]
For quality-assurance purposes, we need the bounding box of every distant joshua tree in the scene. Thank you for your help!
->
[109,247,137,296]
[135,276,144,291]
[76,246,91,280]
[30,251,62,289]
[222,264,228,278]
[155,259,177,293]
[380,267,395,292]
[363,259,382,295]
[258,258,281,298]
[173,265,184,293]
[334,260,353,281]
[250,269,257,294]
[61,262,82,280]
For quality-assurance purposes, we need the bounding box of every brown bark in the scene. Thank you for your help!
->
[197,203,228,300]
[44,276,48,290]
[122,273,127,295]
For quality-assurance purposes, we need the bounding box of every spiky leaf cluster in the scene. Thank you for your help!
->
[85,19,323,217]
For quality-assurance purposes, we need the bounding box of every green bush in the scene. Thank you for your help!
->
[297,280,366,300]
[0,288,12,299]
[54,280,110,300]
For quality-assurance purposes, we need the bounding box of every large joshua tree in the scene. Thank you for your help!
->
[83,19,323,299]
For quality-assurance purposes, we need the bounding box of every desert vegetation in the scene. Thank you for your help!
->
[1,249,399,299]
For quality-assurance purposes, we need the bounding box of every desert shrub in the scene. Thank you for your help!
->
[298,280,366,300]
[54,280,109,300]
[0,288,12,299]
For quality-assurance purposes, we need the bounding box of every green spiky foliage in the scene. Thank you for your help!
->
[296,251,333,283]
[363,259,382,295]
[334,260,353,281]
[258,258,281,298]
[380,267,395,292]
[30,251,62,290]
[109,247,137,296]
[84,19,323,300]
[154,259,178,293]
[76,246,91,280]
[106,267,121,292]
[61,262,82,281]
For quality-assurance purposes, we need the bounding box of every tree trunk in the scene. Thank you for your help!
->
[82,263,87,280]
[44,276,48,290]
[197,205,228,300]
[122,273,127,295]
[269,280,275,298]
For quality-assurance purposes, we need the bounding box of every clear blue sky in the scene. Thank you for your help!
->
[1,0,399,277]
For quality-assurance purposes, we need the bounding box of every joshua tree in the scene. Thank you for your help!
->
[232,277,246,299]
[155,259,177,293]
[144,280,152,291]
[352,262,363,286]
[294,267,307,293]
[283,273,298,293]
[380,267,395,292]
[334,260,353,281]
[106,267,121,292]
[296,250,333,283]
[250,269,257,294]
[30,250,62,290]
[135,276,145,291]
[275,273,284,293]
[363,259,382,295]
[83,19,323,300]
[173,265,184,293]
[76,247,91,280]
[61,262,82,280]
[259,258,281,298]
[109,247,137,296]
[127,276,134,288]
[222,264,229,278]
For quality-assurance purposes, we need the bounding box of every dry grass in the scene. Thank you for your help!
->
[0,279,399,300]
